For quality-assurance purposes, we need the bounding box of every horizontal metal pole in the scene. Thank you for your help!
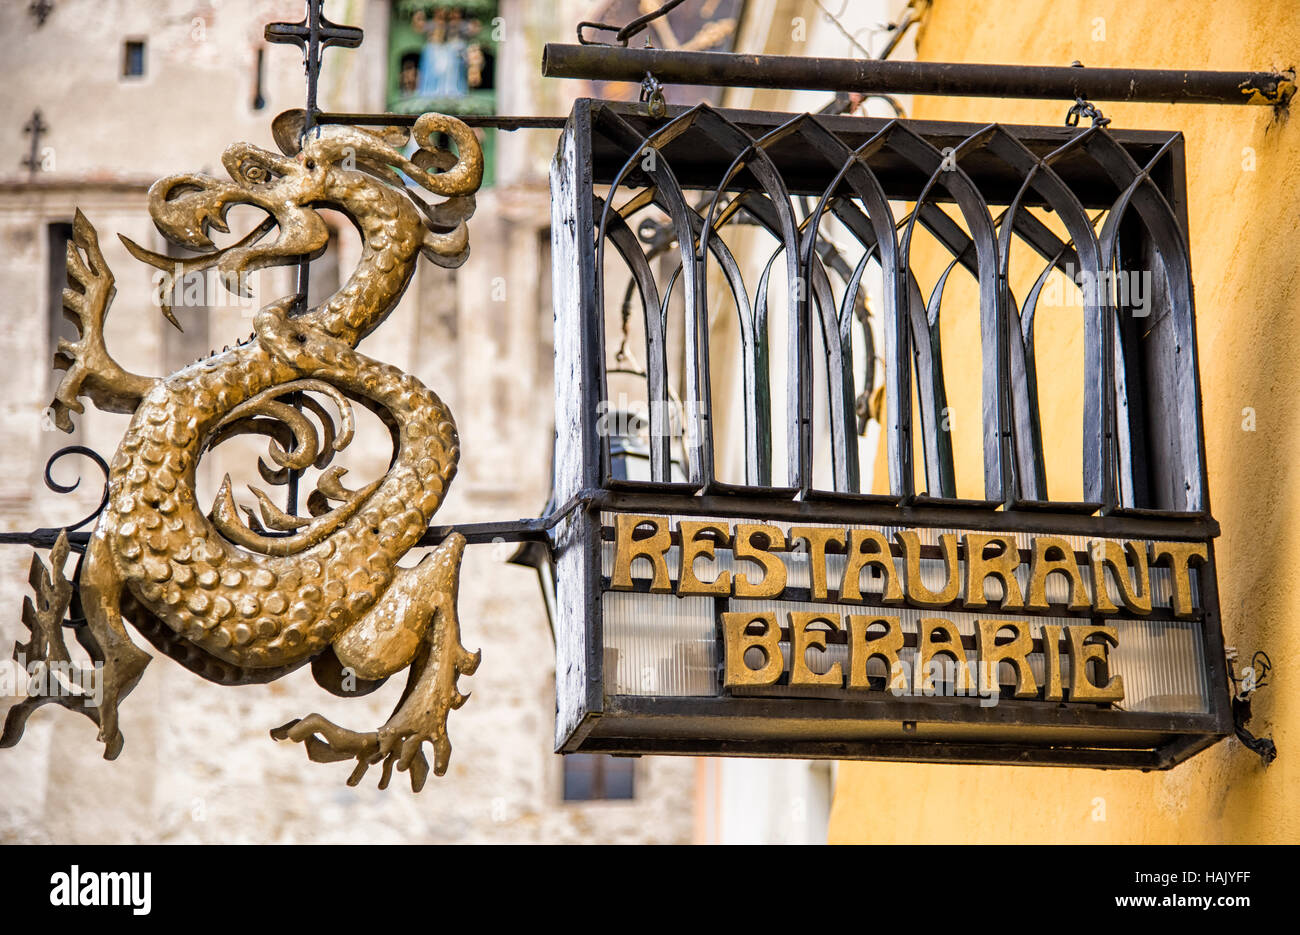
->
[417,517,551,546]
[0,528,84,549]
[314,111,565,130]
[0,483,1217,555]
[541,44,1296,106]
[0,518,552,552]
[0,490,592,553]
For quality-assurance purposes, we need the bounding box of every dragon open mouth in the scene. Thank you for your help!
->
[121,214,279,328]
[119,140,335,328]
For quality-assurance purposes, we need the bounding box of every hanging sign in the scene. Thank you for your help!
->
[608,513,1207,708]
[548,99,1232,769]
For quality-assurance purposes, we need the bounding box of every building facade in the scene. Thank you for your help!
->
[6,0,1273,847]
[0,0,702,844]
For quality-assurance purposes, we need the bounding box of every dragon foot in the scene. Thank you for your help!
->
[1,533,96,748]
[272,534,478,792]
[1,531,148,760]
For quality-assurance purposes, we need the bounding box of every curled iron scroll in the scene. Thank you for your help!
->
[42,445,111,535]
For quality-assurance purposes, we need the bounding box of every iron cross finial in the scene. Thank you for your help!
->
[265,0,364,84]
[263,1,365,509]
[22,109,49,176]
[265,0,364,134]
[29,0,54,28]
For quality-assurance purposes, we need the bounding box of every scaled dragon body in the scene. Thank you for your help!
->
[2,111,484,791]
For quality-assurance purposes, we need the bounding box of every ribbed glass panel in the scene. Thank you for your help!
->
[1108,618,1208,713]
[602,591,717,696]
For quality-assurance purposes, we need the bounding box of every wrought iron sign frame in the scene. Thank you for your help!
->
[548,98,1233,770]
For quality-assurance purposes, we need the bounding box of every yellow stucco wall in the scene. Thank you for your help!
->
[829,0,1299,844]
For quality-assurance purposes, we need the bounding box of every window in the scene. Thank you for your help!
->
[47,222,73,390]
[386,2,499,184]
[562,754,634,801]
[46,222,78,441]
[122,39,146,78]
[386,3,497,109]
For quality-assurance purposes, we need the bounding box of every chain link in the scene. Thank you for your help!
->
[1065,96,1111,128]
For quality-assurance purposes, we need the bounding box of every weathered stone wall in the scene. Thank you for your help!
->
[0,0,695,845]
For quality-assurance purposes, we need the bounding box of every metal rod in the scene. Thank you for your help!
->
[1,471,1220,554]
[541,44,1296,106]
[0,518,552,552]
[314,112,566,130]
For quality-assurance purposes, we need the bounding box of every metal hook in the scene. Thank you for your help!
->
[640,71,667,119]
[577,0,688,47]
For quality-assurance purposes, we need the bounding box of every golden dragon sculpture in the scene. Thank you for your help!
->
[1,110,484,792]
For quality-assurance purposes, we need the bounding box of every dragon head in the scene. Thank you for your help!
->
[123,110,483,323]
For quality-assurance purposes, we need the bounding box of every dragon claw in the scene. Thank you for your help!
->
[271,714,437,792]
[273,536,476,792]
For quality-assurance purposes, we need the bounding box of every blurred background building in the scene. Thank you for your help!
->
[0,0,917,845]
[8,0,1285,846]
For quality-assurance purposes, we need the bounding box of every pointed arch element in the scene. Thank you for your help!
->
[824,195,945,497]
[1080,130,1204,514]
[789,118,911,500]
[595,198,671,481]
[693,109,814,491]
[594,103,812,492]
[883,122,1006,503]
[594,105,720,488]
[953,125,1110,506]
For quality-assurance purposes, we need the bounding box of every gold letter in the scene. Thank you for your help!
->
[1041,624,1064,701]
[722,611,784,688]
[1067,625,1124,703]
[1150,541,1208,618]
[916,617,972,694]
[847,615,904,692]
[789,611,843,686]
[963,533,1024,610]
[1025,536,1090,611]
[611,513,673,593]
[790,526,845,600]
[678,520,731,596]
[896,531,960,608]
[1088,540,1152,615]
[841,529,903,604]
[976,619,1037,699]
[733,523,786,599]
